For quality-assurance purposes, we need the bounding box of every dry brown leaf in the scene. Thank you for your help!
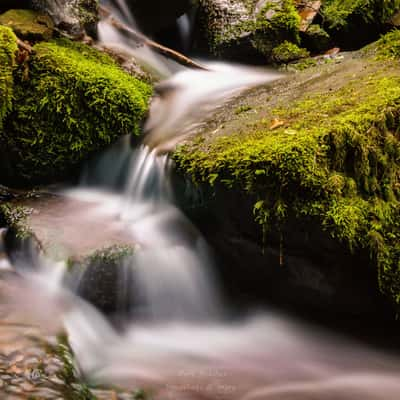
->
[270,118,286,130]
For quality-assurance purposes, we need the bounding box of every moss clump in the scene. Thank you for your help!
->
[0,26,17,131]
[374,29,400,59]
[0,203,33,239]
[174,37,400,308]
[301,24,331,53]
[0,9,54,41]
[1,38,152,184]
[251,0,301,60]
[271,40,309,63]
[322,0,400,30]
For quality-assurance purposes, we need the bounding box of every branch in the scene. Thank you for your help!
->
[99,5,209,71]
[16,38,33,53]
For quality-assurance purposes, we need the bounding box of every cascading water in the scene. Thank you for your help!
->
[69,142,223,321]
[1,2,400,400]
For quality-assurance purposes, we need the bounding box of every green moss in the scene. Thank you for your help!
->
[205,0,301,60]
[52,336,98,400]
[374,29,400,59]
[271,40,309,63]
[174,54,400,308]
[0,203,33,239]
[235,105,252,114]
[1,38,152,184]
[85,245,135,266]
[251,0,301,58]
[0,9,54,41]
[301,24,331,53]
[322,0,400,30]
[0,26,17,131]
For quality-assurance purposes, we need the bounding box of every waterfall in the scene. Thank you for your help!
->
[1,3,400,400]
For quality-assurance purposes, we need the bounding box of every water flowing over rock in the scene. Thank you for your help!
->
[173,32,400,314]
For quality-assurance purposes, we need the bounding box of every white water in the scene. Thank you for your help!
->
[1,3,400,399]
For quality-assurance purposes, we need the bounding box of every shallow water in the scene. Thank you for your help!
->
[0,3,399,399]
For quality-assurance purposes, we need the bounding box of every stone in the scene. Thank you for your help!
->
[0,9,53,41]
[194,0,303,62]
[173,32,400,315]
[32,0,99,37]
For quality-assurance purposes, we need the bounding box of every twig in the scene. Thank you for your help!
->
[16,38,33,53]
[99,5,209,71]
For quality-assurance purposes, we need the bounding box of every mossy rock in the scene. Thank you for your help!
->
[0,9,54,41]
[68,245,136,313]
[271,40,309,64]
[320,0,400,49]
[0,36,152,185]
[173,31,400,313]
[195,0,302,62]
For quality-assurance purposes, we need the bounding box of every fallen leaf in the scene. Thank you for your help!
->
[298,1,322,32]
[270,118,286,130]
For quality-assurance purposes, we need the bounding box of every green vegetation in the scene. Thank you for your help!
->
[322,0,400,29]
[174,32,400,308]
[0,203,33,239]
[374,29,400,59]
[271,40,309,63]
[0,26,17,131]
[0,9,54,41]
[206,0,301,61]
[0,37,152,184]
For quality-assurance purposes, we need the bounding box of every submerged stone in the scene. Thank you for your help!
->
[173,31,400,315]
[0,9,54,41]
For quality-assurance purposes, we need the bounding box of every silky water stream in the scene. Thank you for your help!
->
[1,4,400,400]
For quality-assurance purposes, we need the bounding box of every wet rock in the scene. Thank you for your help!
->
[70,245,136,313]
[194,0,303,62]
[174,32,400,315]
[1,192,138,313]
[1,193,138,260]
[32,0,99,37]
[0,9,54,41]
[320,0,400,49]
[0,0,98,38]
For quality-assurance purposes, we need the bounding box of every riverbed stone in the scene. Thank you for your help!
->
[173,31,400,315]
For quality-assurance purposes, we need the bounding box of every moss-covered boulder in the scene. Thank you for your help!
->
[0,27,152,185]
[195,0,400,62]
[0,9,54,41]
[195,0,305,62]
[173,31,400,315]
[321,0,400,49]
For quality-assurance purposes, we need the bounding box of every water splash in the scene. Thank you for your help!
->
[143,62,282,151]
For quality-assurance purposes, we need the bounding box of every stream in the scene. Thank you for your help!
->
[1,2,400,399]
